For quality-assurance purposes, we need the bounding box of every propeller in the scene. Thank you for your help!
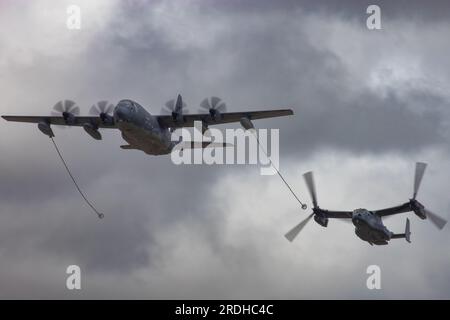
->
[411,162,447,230]
[199,96,227,121]
[161,94,189,123]
[90,101,115,125]
[284,171,320,242]
[51,100,80,126]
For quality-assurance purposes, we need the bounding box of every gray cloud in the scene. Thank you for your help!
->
[1,0,450,299]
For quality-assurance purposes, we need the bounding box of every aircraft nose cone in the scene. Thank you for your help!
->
[115,105,129,121]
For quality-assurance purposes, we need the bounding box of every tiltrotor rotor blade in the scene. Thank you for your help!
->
[413,162,427,199]
[285,213,314,242]
[303,171,318,208]
[425,209,447,230]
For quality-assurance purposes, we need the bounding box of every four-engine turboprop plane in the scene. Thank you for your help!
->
[2,95,293,155]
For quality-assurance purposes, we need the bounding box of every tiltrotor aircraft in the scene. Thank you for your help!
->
[285,163,447,245]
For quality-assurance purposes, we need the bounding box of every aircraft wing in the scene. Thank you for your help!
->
[322,210,353,219]
[372,202,412,217]
[1,116,117,129]
[156,109,294,128]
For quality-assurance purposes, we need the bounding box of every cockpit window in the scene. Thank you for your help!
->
[119,100,132,107]
[119,100,139,112]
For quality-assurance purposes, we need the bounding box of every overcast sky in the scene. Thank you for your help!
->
[1,0,450,299]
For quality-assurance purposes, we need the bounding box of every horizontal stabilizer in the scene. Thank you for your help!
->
[120,145,136,150]
[179,141,233,149]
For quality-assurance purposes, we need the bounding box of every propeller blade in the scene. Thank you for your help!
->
[53,101,64,113]
[163,107,189,115]
[200,98,211,111]
[69,106,80,115]
[165,99,175,111]
[89,105,98,115]
[285,213,314,242]
[175,94,183,112]
[165,97,187,113]
[97,100,109,112]
[216,102,227,112]
[210,96,221,109]
[425,209,447,230]
[413,162,427,199]
[105,103,115,115]
[64,100,76,111]
[303,171,318,208]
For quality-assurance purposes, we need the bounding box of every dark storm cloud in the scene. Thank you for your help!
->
[90,0,450,158]
[1,0,450,298]
[281,88,447,156]
[0,135,234,272]
[215,0,450,22]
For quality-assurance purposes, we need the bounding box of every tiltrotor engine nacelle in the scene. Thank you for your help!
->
[314,214,329,228]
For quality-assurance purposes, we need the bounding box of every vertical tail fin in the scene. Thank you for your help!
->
[405,218,411,243]
[390,218,411,243]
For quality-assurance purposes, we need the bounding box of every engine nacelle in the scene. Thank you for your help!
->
[171,111,184,123]
[83,123,102,140]
[314,214,328,227]
[99,113,114,126]
[410,199,426,220]
[209,108,222,121]
[240,117,254,130]
[62,111,76,125]
[38,121,54,137]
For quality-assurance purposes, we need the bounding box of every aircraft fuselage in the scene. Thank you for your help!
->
[351,209,393,245]
[114,99,174,155]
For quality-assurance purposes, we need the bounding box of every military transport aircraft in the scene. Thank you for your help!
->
[285,162,447,245]
[1,94,293,155]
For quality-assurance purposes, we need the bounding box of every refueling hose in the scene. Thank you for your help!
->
[50,137,104,219]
